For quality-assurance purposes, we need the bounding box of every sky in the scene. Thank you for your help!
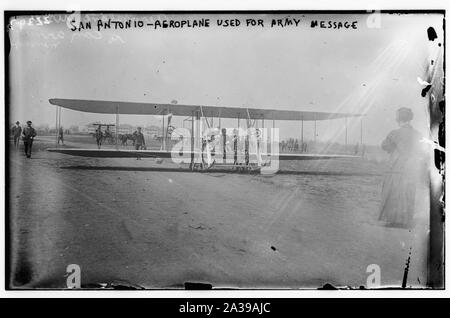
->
[7,12,444,145]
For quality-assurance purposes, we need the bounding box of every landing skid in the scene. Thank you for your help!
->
[189,160,262,172]
[189,162,205,171]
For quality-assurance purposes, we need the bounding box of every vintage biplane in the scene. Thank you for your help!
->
[47,98,364,172]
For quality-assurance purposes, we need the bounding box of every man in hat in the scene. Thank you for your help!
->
[134,127,146,160]
[95,127,103,149]
[58,126,64,145]
[11,121,22,148]
[22,120,37,158]
[135,127,146,150]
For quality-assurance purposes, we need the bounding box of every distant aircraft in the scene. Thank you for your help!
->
[47,98,363,171]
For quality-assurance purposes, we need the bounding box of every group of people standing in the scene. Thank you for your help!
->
[94,126,146,150]
[11,120,37,158]
[280,138,307,153]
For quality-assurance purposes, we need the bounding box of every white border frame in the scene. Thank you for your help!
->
[1,0,448,298]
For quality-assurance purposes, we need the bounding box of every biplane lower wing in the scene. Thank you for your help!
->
[47,148,175,158]
[47,148,358,160]
[277,153,357,160]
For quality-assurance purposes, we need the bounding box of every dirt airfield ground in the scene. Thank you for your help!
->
[8,134,430,289]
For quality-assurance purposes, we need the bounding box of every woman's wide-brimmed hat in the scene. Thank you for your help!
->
[396,107,413,122]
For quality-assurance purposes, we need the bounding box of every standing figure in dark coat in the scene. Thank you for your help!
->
[134,127,146,150]
[378,108,428,228]
[22,120,37,158]
[95,128,103,149]
[58,126,64,145]
[12,121,22,148]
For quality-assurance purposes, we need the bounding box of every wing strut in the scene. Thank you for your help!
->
[301,118,304,150]
[345,117,348,146]
[162,112,165,151]
[190,111,195,169]
[55,106,59,146]
[314,116,317,144]
[360,117,363,146]
[115,105,119,150]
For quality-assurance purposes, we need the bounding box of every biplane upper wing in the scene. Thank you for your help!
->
[47,148,358,160]
[49,98,362,121]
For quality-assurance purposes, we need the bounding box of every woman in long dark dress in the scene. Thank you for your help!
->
[379,108,428,228]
